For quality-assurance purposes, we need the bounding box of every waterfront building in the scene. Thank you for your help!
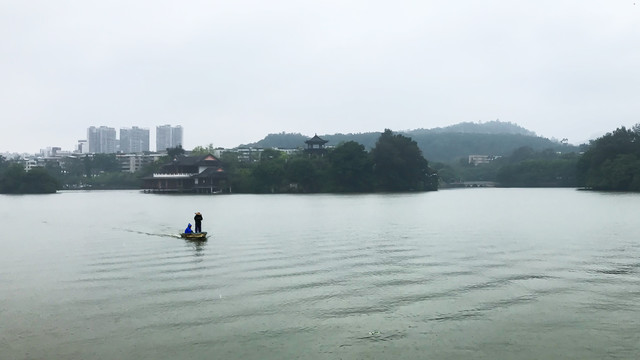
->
[120,126,150,153]
[142,154,227,194]
[156,125,183,152]
[87,126,117,154]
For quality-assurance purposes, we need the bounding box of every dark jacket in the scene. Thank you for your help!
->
[194,214,203,223]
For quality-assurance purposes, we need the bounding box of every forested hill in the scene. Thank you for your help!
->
[242,121,577,163]
[414,120,537,136]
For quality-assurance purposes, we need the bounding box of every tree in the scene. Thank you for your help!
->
[494,147,579,187]
[328,141,373,192]
[260,148,283,162]
[0,163,25,193]
[167,145,186,158]
[431,162,458,184]
[371,129,437,191]
[577,125,640,191]
[219,152,252,193]
[21,167,60,193]
[91,154,120,174]
[0,155,8,174]
[0,163,59,194]
[286,156,318,192]
[251,149,286,193]
[191,144,216,155]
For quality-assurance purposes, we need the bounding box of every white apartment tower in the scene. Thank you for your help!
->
[156,125,183,152]
[120,126,150,153]
[87,126,117,153]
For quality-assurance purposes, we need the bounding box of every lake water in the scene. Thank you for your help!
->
[1,188,639,359]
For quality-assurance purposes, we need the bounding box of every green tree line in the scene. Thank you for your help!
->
[0,159,59,194]
[432,123,640,191]
[221,130,438,193]
[431,146,581,188]
[577,125,640,191]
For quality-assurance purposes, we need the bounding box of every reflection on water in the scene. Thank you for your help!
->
[186,240,207,258]
[0,189,639,360]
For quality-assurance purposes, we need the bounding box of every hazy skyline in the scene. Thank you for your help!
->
[2,1,639,153]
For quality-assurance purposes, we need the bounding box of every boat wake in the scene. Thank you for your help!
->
[118,228,181,239]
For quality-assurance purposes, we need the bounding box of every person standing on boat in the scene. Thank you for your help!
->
[194,212,203,233]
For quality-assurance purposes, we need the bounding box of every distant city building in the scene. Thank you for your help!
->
[120,126,150,153]
[77,140,88,154]
[468,155,500,166]
[156,125,183,152]
[40,147,61,157]
[87,126,117,154]
[224,147,300,162]
[117,153,163,173]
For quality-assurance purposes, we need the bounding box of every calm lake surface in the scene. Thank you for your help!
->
[1,188,639,359]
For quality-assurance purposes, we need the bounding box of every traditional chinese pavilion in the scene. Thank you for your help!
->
[304,134,329,156]
[142,154,227,193]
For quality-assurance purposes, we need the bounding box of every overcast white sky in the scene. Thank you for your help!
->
[1,0,639,153]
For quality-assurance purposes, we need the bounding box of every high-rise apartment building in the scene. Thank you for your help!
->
[156,125,183,152]
[120,126,150,153]
[87,126,117,153]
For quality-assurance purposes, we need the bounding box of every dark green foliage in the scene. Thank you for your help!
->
[64,157,88,178]
[496,153,580,187]
[0,163,59,194]
[437,146,580,187]
[91,154,121,174]
[371,130,437,191]
[86,172,140,190]
[0,163,26,193]
[328,141,373,192]
[217,152,253,193]
[286,157,321,192]
[166,145,186,157]
[23,168,61,193]
[250,149,287,193]
[431,162,458,184]
[577,125,640,191]
[222,131,438,193]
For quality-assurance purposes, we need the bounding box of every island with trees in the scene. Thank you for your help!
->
[213,129,438,193]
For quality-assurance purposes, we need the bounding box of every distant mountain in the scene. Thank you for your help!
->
[241,121,576,163]
[413,120,537,136]
[242,132,310,149]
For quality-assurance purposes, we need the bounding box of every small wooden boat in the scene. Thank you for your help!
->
[180,232,208,240]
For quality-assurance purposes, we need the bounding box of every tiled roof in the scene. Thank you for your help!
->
[305,134,328,144]
[171,154,220,166]
[193,167,226,178]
